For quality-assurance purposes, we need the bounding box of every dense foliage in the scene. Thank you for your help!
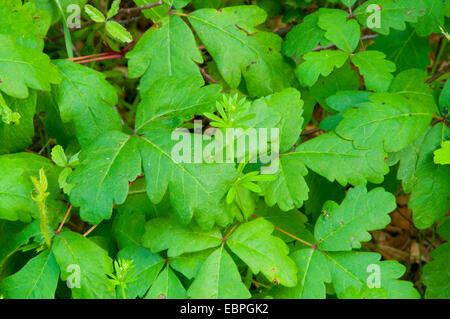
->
[0,0,448,299]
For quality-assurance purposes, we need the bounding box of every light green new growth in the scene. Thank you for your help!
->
[30,169,51,248]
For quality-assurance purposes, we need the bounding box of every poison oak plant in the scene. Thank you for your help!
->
[0,0,448,300]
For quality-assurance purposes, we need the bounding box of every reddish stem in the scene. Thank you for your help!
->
[75,54,124,64]
[432,114,446,121]
[67,52,110,61]
[118,1,163,14]
[83,224,99,237]
[359,37,366,51]
[252,214,315,248]
[122,32,145,54]
[56,205,72,234]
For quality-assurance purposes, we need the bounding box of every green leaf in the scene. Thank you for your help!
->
[31,0,88,25]
[434,141,450,165]
[368,26,430,73]
[350,51,396,92]
[282,12,325,57]
[263,88,304,153]
[439,79,449,113]
[36,91,75,147]
[3,0,444,301]
[192,0,222,9]
[336,92,434,152]
[270,248,330,299]
[52,60,122,147]
[135,76,221,125]
[389,68,437,112]
[254,201,308,243]
[327,90,372,113]
[0,0,51,50]
[107,0,121,19]
[52,231,116,299]
[0,221,41,267]
[68,131,142,224]
[0,92,21,125]
[422,218,450,298]
[408,123,450,229]
[189,5,295,97]
[272,249,419,299]
[0,91,36,154]
[297,50,349,87]
[0,34,60,99]
[241,181,261,193]
[227,184,257,221]
[58,167,74,196]
[324,251,420,299]
[142,217,222,257]
[187,246,251,299]
[116,246,164,299]
[412,0,446,36]
[437,217,450,241]
[67,94,237,229]
[388,137,423,193]
[422,242,450,298]
[105,20,133,43]
[304,171,346,221]
[118,179,172,220]
[285,132,388,186]
[341,0,357,6]
[170,249,213,280]
[0,153,62,222]
[144,266,186,299]
[112,209,147,250]
[51,145,68,167]
[133,0,171,22]
[228,94,281,145]
[126,16,204,92]
[227,218,297,287]
[340,286,389,299]
[317,9,360,52]
[310,61,361,112]
[138,123,238,229]
[272,183,418,299]
[0,250,59,299]
[260,155,309,211]
[354,0,426,35]
[84,4,106,22]
[315,185,395,251]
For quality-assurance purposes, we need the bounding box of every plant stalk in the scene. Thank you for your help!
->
[54,0,74,58]
[429,38,447,80]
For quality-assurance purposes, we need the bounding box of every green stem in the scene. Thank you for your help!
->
[120,284,127,299]
[418,230,423,273]
[227,128,234,162]
[54,0,74,58]
[429,39,447,80]
[244,267,253,289]
[38,201,52,248]
[38,139,51,155]
[234,185,247,221]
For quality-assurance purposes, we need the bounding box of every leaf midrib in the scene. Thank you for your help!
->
[188,15,260,57]
[139,135,217,201]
